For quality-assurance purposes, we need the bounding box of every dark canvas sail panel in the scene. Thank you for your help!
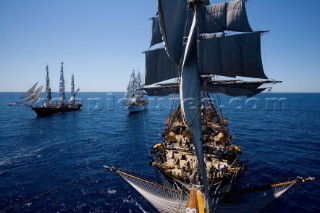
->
[185,0,252,35]
[198,32,267,79]
[145,47,178,85]
[158,0,187,64]
[150,16,162,48]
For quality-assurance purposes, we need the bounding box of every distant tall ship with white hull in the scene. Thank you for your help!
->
[124,69,148,113]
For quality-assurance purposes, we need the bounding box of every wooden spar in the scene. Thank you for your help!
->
[196,190,205,213]
[186,188,206,213]
[213,177,315,198]
[186,188,197,211]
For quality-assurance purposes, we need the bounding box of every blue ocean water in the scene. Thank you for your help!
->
[0,92,319,212]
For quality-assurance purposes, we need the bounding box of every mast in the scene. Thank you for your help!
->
[69,74,75,105]
[59,62,66,105]
[135,70,144,99]
[136,70,141,87]
[124,69,136,100]
[45,64,52,106]
[180,1,212,211]
[156,0,267,211]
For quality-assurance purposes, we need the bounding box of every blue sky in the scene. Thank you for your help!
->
[0,0,319,92]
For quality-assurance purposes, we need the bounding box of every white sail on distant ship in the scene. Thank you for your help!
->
[105,0,314,212]
[8,82,40,106]
[10,82,43,106]
[123,69,148,112]
[23,85,44,105]
[20,82,39,100]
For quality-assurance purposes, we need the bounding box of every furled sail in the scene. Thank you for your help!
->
[143,80,272,97]
[59,62,66,105]
[203,83,266,97]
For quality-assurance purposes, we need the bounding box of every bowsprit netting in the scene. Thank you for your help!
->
[213,180,296,213]
[105,166,188,213]
[105,165,314,213]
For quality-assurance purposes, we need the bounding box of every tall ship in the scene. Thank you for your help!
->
[105,0,314,212]
[26,63,82,116]
[123,69,148,112]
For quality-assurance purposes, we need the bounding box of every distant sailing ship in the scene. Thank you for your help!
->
[28,63,82,116]
[123,69,148,112]
[105,0,314,212]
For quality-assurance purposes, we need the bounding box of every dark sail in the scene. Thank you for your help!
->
[145,47,178,85]
[198,32,267,79]
[150,16,163,48]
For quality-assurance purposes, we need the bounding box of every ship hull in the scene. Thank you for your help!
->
[32,104,82,116]
[127,101,148,113]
